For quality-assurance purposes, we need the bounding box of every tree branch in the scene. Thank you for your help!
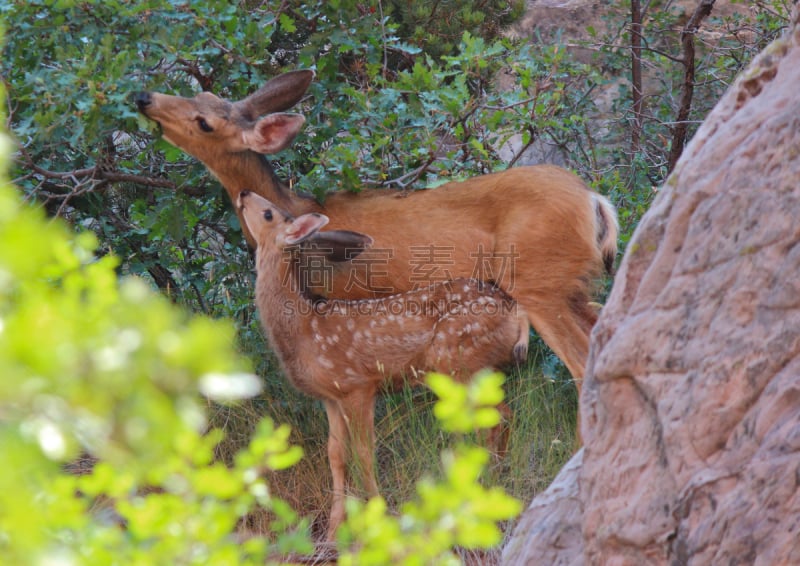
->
[15,143,210,202]
[630,0,644,155]
[667,0,716,172]
[380,154,437,189]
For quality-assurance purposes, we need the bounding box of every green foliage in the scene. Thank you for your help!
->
[386,0,525,59]
[428,370,506,433]
[338,446,519,565]
[3,0,267,325]
[300,28,599,197]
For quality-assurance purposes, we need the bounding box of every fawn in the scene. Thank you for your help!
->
[237,190,529,540]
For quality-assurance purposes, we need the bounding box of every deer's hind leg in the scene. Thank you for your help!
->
[518,294,593,395]
[518,293,595,445]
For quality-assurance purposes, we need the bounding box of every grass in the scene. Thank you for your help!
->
[208,330,579,545]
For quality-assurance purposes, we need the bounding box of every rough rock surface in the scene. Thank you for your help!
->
[503,5,800,565]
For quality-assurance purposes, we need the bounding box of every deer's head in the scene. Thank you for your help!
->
[134,70,314,164]
[237,191,373,261]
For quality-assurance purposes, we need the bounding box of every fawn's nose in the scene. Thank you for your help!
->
[134,92,152,112]
[237,190,252,209]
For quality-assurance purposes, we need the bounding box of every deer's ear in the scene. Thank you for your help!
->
[285,213,329,245]
[243,113,306,154]
[303,230,374,262]
[238,69,315,115]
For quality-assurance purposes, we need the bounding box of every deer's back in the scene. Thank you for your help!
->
[297,278,521,398]
[298,166,601,301]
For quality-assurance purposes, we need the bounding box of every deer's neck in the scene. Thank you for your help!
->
[254,248,314,379]
[208,151,320,219]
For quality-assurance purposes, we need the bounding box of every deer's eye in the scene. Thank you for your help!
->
[196,117,213,132]
[263,209,273,221]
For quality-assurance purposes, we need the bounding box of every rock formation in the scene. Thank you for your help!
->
[504,4,800,564]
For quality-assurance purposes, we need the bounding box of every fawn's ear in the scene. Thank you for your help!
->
[284,213,329,245]
[303,230,374,262]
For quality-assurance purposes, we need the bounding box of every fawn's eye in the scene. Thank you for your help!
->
[263,209,273,221]
[196,117,213,132]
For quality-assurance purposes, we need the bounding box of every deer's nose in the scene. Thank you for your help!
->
[134,92,152,112]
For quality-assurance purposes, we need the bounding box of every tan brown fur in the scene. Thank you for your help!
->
[135,70,618,396]
[238,191,528,540]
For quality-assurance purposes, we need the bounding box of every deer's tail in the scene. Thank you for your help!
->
[592,193,619,276]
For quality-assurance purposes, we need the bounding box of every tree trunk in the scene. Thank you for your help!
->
[667,0,717,172]
[630,0,644,156]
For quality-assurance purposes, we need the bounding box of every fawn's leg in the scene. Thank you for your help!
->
[324,401,349,542]
[487,400,512,458]
[513,307,530,365]
[342,389,380,498]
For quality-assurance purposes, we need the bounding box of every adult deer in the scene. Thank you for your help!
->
[237,190,529,539]
[134,69,618,393]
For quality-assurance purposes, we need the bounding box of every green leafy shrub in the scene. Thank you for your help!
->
[0,106,312,565]
[386,0,525,59]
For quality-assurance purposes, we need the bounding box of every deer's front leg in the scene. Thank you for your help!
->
[324,400,349,542]
[343,389,380,498]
